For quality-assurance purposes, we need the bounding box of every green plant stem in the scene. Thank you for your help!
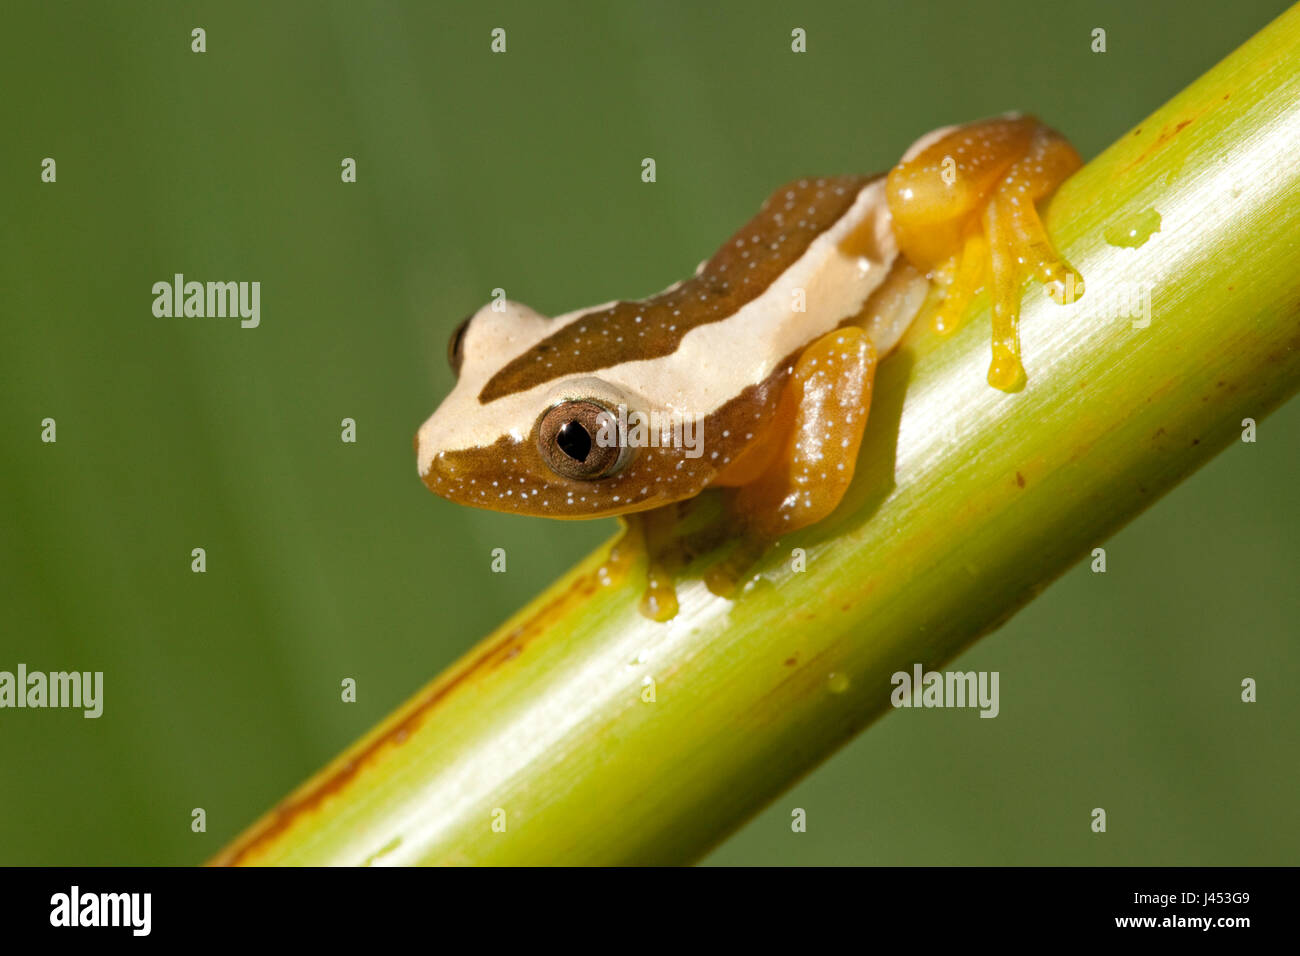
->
[214,6,1300,866]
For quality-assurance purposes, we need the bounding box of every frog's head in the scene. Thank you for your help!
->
[415,299,734,519]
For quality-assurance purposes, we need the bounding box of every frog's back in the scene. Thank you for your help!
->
[478,174,887,405]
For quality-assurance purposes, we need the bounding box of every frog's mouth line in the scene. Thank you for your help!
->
[418,436,696,519]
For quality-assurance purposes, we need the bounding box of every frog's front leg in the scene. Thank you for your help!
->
[603,502,692,622]
[887,115,1084,390]
[705,326,878,596]
[603,327,877,615]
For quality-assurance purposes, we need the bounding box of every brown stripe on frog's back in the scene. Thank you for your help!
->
[478,175,875,403]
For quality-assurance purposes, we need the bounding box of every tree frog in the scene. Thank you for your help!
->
[417,115,1083,620]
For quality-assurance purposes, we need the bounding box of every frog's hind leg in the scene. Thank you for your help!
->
[705,325,877,597]
[887,115,1084,391]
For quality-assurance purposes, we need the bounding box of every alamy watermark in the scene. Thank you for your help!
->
[594,404,704,458]
[0,664,103,718]
[152,273,260,328]
[1058,273,1152,329]
[50,886,150,936]
[1090,278,1152,329]
[891,663,999,718]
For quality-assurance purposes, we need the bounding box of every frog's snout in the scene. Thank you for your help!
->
[419,448,457,498]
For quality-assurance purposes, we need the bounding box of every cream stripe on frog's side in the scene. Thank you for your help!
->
[417,175,910,479]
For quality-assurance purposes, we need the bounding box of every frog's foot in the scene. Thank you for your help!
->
[706,325,878,598]
[887,115,1084,391]
[982,130,1087,389]
[601,505,687,622]
[702,533,769,599]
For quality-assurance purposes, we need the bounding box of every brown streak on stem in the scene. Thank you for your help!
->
[210,565,604,865]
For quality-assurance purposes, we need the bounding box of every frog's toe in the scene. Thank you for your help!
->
[639,561,681,621]
[930,231,988,337]
[1041,258,1085,305]
[983,196,1082,390]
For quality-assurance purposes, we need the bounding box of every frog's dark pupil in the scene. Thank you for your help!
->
[556,421,592,462]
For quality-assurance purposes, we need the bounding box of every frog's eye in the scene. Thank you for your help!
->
[447,313,473,377]
[538,400,628,480]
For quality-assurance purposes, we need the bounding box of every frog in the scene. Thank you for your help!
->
[416,114,1084,620]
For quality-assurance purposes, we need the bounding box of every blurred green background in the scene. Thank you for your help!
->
[2,0,1297,865]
